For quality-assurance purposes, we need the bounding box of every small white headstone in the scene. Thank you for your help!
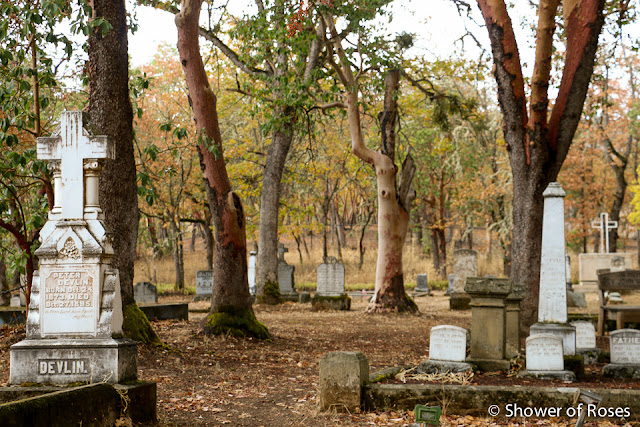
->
[317,258,345,296]
[10,295,21,308]
[429,325,467,362]
[248,251,257,294]
[610,329,640,364]
[196,270,214,296]
[571,321,596,350]
[526,334,564,371]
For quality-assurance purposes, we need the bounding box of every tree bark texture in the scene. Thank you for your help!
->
[176,0,268,338]
[477,0,605,331]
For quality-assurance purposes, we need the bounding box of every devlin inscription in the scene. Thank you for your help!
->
[38,359,89,375]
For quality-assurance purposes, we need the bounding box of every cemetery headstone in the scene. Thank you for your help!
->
[591,212,618,254]
[529,182,576,356]
[603,329,640,378]
[10,111,137,385]
[578,252,634,287]
[518,334,575,381]
[449,249,476,310]
[445,274,454,295]
[277,244,298,301]
[195,270,213,301]
[134,282,158,304]
[313,256,350,310]
[417,325,472,374]
[19,275,26,306]
[414,273,430,296]
[248,251,257,295]
[571,321,600,364]
[10,295,20,308]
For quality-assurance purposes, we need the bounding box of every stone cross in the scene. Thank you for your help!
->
[277,243,288,263]
[37,111,114,219]
[591,212,618,254]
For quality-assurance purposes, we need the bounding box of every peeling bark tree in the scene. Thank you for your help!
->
[175,0,269,338]
[87,0,158,343]
[322,16,417,313]
[477,0,605,330]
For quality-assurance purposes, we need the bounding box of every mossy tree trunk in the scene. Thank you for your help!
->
[87,0,159,344]
[175,0,269,339]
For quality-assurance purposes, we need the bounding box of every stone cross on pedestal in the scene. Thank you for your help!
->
[37,111,114,219]
[591,212,618,254]
[278,243,288,263]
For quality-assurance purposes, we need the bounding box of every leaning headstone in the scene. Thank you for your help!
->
[248,251,257,295]
[195,270,213,301]
[134,282,158,304]
[449,249,476,310]
[10,111,137,385]
[418,325,472,374]
[518,334,575,381]
[571,321,600,364]
[603,329,640,378]
[313,257,350,310]
[413,273,430,296]
[529,182,576,356]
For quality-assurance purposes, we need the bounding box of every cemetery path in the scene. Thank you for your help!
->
[1,293,639,426]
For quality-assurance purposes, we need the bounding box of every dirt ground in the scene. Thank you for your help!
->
[2,292,640,426]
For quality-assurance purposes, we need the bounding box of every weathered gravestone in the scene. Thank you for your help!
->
[10,111,137,384]
[418,325,472,374]
[195,270,213,301]
[529,182,576,356]
[445,273,454,295]
[134,282,158,304]
[449,249,476,310]
[313,257,350,310]
[277,244,298,301]
[414,273,430,296]
[603,329,640,378]
[248,251,257,295]
[571,321,600,364]
[519,334,575,381]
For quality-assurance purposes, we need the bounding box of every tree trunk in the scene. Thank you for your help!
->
[0,258,8,306]
[176,0,268,338]
[171,219,185,289]
[87,0,158,343]
[256,125,293,304]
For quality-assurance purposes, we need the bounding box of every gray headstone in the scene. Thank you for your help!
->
[248,251,257,295]
[526,334,564,371]
[317,258,345,296]
[416,274,429,291]
[429,325,467,362]
[571,321,596,350]
[446,274,454,295]
[452,249,477,294]
[610,329,640,364]
[196,270,214,296]
[278,264,295,294]
[134,282,157,304]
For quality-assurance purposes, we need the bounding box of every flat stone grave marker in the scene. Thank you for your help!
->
[317,257,345,295]
[610,329,640,364]
[428,325,467,362]
[196,270,213,299]
[134,282,157,304]
[571,321,597,350]
[525,334,564,371]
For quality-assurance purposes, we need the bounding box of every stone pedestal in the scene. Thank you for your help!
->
[319,352,368,412]
[505,284,524,359]
[465,277,511,371]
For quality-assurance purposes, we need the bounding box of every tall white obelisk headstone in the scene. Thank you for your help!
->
[10,111,137,384]
[529,182,576,357]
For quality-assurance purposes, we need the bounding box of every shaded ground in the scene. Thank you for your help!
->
[1,292,640,426]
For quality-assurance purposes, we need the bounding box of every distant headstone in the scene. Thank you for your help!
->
[415,274,430,294]
[10,295,20,308]
[248,251,257,295]
[277,244,297,300]
[578,253,634,286]
[317,257,345,296]
[572,321,597,350]
[450,249,476,309]
[418,325,471,374]
[445,274,454,295]
[603,329,640,378]
[519,334,575,381]
[195,270,214,301]
[529,182,576,356]
[134,282,158,304]
[19,275,26,306]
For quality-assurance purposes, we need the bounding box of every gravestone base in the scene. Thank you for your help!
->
[466,357,510,372]
[529,323,576,356]
[412,290,431,297]
[281,292,299,302]
[193,294,211,302]
[139,303,189,321]
[298,291,311,304]
[10,338,137,385]
[417,360,473,374]
[449,292,470,310]
[312,294,351,311]
[576,348,601,365]
[567,291,587,308]
[517,369,576,381]
[603,364,640,379]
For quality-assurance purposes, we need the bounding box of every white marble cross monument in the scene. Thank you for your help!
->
[591,212,618,254]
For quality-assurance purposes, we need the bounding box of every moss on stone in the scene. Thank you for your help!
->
[122,303,162,346]
[257,280,283,305]
[204,306,271,340]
